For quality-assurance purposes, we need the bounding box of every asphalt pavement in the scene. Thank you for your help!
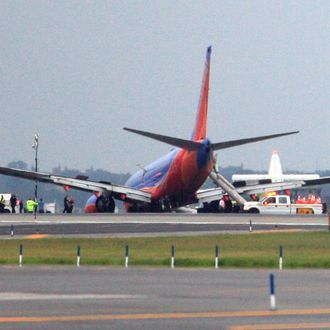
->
[0,267,329,329]
[0,213,327,237]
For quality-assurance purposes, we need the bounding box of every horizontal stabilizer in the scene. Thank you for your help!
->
[125,127,299,152]
[124,127,202,151]
[212,131,299,150]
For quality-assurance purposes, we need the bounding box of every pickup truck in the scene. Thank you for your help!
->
[243,195,324,215]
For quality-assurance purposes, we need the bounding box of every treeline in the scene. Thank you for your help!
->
[0,161,329,211]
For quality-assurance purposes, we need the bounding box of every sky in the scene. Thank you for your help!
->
[1,1,329,175]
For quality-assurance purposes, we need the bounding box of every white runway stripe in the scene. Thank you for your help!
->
[0,292,145,301]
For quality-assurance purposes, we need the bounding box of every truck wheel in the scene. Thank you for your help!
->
[248,208,260,214]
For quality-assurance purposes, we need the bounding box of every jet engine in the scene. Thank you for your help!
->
[96,195,115,213]
[84,194,115,213]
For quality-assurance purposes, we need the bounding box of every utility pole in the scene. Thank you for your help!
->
[32,133,39,200]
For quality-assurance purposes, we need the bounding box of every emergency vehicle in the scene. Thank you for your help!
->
[243,195,324,215]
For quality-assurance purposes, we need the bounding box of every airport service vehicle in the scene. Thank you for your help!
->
[0,46,315,213]
[243,195,323,215]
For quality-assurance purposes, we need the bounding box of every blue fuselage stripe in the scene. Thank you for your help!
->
[125,148,180,189]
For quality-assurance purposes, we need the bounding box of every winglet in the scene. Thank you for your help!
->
[191,46,212,142]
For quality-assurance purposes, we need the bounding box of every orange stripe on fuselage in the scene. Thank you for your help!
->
[150,148,214,202]
[84,204,97,213]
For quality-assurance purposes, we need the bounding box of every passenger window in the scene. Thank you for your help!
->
[264,197,276,205]
[279,197,287,204]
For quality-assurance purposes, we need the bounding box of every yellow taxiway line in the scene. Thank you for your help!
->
[230,322,330,330]
[24,234,49,239]
[0,308,330,323]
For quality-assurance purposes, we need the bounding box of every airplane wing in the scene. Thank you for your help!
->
[0,167,151,203]
[234,177,330,195]
[196,187,225,204]
[205,172,306,204]
[301,177,330,188]
[195,176,330,205]
[196,180,315,205]
[208,169,330,203]
[235,181,305,195]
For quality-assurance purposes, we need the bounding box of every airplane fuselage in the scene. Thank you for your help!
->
[124,139,215,211]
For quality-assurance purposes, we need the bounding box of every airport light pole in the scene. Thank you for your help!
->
[32,133,39,200]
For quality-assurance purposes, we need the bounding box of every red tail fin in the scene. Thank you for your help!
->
[191,46,212,141]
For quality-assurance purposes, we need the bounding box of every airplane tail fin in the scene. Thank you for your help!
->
[191,46,212,142]
[268,150,283,177]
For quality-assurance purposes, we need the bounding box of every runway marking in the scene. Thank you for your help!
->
[0,308,329,323]
[230,322,330,329]
[0,293,144,301]
[0,220,327,226]
[251,229,304,234]
[24,234,49,239]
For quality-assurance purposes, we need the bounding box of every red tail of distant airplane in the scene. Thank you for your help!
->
[0,46,301,213]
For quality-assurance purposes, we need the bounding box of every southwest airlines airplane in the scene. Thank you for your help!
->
[0,47,301,213]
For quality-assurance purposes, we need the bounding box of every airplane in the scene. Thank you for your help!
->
[0,46,300,213]
[232,150,320,185]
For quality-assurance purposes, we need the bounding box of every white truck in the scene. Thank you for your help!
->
[243,195,324,215]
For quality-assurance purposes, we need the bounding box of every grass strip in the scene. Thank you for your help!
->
[0,231,329,268]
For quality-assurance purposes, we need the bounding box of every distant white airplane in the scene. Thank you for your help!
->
[232,150,320,184]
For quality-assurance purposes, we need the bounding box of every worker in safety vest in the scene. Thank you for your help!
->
[0,195,5,213]
[25,198,38,213]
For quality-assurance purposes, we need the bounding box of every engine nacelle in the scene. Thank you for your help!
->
[84,194,115,213]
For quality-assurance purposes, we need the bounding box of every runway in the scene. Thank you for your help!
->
[0,213,327,237]
[0,266,329,329]
[0,215,328,329]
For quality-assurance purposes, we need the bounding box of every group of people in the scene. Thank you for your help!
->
[0,193,75,214]
[0,194,23,213]
[219,195,236,213]
[295,194,322,205]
